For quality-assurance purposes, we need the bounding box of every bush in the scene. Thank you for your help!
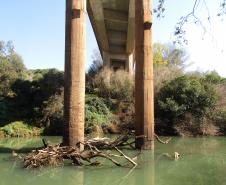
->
[92,69,134,101]
[156,75,218,135]
[0,121,43,137]
[154,64,182,95]
[157,75,217,118]
[41,90,64,135]
[85,95,116,133]
[173,113,219,137]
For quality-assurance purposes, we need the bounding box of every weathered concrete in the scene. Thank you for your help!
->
[135,0,154,149]
[64,0,86,149]
[87,0,134,73]
[63,0,154,150]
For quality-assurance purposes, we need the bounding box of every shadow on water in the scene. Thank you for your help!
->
[0,136,62,153]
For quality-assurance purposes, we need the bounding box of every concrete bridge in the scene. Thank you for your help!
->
[87,0,135,73]
[64,0,154,150]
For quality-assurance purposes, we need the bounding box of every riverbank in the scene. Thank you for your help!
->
[0,121,43,138]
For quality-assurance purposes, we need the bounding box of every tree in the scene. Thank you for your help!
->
[153,42,188,66]
[0,41,27,97]
[157,75,217,119]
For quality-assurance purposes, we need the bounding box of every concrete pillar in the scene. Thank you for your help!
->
[135,0,154,149]
[64,0,86,148]
[102,51,111,83]
[102,51,111,69]
[126,53,134,74]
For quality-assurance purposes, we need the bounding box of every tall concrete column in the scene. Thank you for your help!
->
[102,51,111,83]
[102,51,111,70]
[135,0,154,149]
[127,53,134,74]
[64,0,86,148]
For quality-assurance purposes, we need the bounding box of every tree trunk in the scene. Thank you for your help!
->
[63,0,86,149]
[135,0,154,150]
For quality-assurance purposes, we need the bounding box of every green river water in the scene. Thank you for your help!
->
[1,136,226,185]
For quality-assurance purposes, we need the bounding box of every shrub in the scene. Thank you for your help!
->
[92,69,134,101]
[154,64,182,94]
[156,75,218,135]
[41,90,64,135]
[173,113,219,137]
[157,75,217,118]
[0,121,43,137]
[206,84,226,135]
[85,95,116,133]
[202,71,226,84]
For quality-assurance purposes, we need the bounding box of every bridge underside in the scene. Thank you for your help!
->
[87,0,135,73]
[64,0,154,150]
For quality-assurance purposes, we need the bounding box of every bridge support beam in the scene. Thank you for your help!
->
[63,0,86,148]
[135,0,154,150]
[127,53,134,74]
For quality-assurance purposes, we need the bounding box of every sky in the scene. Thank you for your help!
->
[0,0,225,76]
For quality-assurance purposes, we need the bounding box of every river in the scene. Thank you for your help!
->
[1,137,226,185]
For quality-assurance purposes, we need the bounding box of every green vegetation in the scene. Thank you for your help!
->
[85,95,116,134]
[0,121,42,138]
[155,75,219,136]
[1,40,226,137]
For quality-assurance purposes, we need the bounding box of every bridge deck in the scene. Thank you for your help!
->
[87,0,135,72]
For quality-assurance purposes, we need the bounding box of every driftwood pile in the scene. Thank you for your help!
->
[21,135,139,169]
[15,134,171,169]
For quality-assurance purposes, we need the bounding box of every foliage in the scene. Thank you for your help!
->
[202,71,226,84]
[0,121,42,137]
[154,64,182,95]
[153,42,188,66]
[153,43,168,65]
[92,69,134,101]
[41,90,64,135]
[156,75,218,135]
[203,73,226,135]
[173,114,219,137]
[1,41,226,137]
[0,68,64,125]
[157,75,217,118]
[85,95,115,133]
[0,41,27,97]
[0,97,10,124]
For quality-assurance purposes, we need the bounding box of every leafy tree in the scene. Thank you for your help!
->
[153,42,188,66]
[0,41,27,97]
[157,75,217,119]
[153,43,168,65]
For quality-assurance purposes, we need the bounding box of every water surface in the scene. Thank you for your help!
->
[1,137,226,185]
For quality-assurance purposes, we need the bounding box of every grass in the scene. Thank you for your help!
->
[0,121,43,137]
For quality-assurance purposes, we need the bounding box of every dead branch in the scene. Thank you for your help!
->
[114,147,137,166]
[17,133,172,169]
[154,133,172,144]
[20,136,138,169]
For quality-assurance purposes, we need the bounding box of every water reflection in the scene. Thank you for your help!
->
[135,150,155,185]
[2,137,226,185]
